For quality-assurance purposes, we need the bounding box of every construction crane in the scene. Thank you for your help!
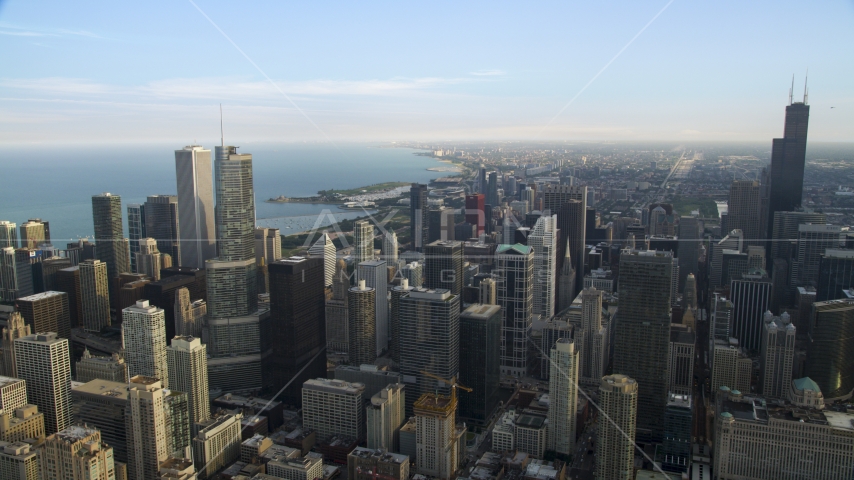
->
[420,371,472,406]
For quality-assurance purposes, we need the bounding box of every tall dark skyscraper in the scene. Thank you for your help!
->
[465,194,485,237]
[766,86,810,241]
[410,183,429,252]
[543,185,587,298]
[264,257,327,406]
[805,299,854,400]
[143,195,180,264]
[458,303,501,427]
[727,180,762,244]
[486,172,499,207]
[423,240,463,297]
[613,249,673,442]
[92,193,130,281]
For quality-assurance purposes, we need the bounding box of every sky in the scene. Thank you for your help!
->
[1,0,853,144]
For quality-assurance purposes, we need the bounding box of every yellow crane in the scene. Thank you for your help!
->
[420,371,472,406]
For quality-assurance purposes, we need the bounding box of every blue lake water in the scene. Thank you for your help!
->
[0,143,443,241]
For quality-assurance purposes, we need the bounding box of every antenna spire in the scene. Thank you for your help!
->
[788,75,794,105]
[220,103,224,147]
[803,69,809,105]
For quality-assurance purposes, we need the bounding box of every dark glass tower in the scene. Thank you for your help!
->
[805,299,854,400]
[144,195,180,264]
[423,240,463,297]
[263,256,327,406]
[486,172,499,207]
[410,183,429,252]
[92,193,130,281]
[458,303,501,427]
[766,93,810,241]
[613,250,673,442]
[543,185,587,299]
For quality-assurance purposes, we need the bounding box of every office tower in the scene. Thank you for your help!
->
[79,259,111,332]
[677,216,699,291]
[122,300,168,387]
[207,145,257,319]
[135,238,162,281]
[143,195,180,264]
[358,260,388,355]
[410,183,429,252]
[668,325,695,396]
[597,374,638,480]
[166,336,210,425]
[265,257,327,405]
[76,349,128,383]
[174,287,205,338]
[486,171,499,207]
[729,271,772,351]
[528,215,557,318]
[759,312,795,399]
[399,261,423,288]
[0,440,39,480]
[92,193,129,280]
[334,365,402,400]
[254,227,281,266]
[478,277,497,305]
[711,339,752,395]
[414,391,462,479]
[40,426,116,480]
[204,307,268,392]
[0,221,16,250]
[794,224,847,286]
[348,281,377,366]
[125,377,169,480]
[0,402,44,444]
[144,267,206,341]
[771,210,827,261]
[547,338,579,456]
[127,203,145,273]
[557,241,576,313]
[33,256,71,294]
[578,287,608,385]
[428,207,455,243]
[0,314,30,377]
[478,166,487,194]
[348,448,410,480]
[398,288,460,416]
[175,146,215,269]
[13,333,70,434]
[662,394,692,474]
[465,194,486,237]
[727,180,762,243]
[458,304,501,427]
[805,299,854,400]
[309,232,337,287]
[715,390,854,480]
[366,383,405,451]
[613,250,673,441]
[326,259,349,355]
[389,279,414,364]
[683,273,697,310]
[817,250,854,301]
[711,295,733,344]
[17,221,44,251]
[302,378,365,441]
[496,244,533,377]
[766,92,810,241]
[543,185,587,296]
[710,230,744,288]
[0,377,26,413]
[192,411,242,478]
[0,248,21,302]
[423,240,463,298]
[55,267,82,327]
[382,231,399,267]
[14,291,70,340]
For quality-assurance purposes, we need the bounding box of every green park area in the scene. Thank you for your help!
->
[670,195,719,218]
[318,181,409,197]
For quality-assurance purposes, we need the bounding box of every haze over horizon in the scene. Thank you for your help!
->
[2,0,853,144]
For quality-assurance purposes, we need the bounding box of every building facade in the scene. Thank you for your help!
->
[122,300,169,388]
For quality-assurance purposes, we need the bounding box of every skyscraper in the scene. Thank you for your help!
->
[0,221,16,250]
[207,145,257,319]
[668,325,695,397]
[14,291,71,341]
[759,312,795,399]
[410,184,429,252]
[613,250,673,441]
[766,90,810,241]
[348,281,377,366]
[366,383,405,452]
[770,210,826,261]
[817,249,854,301]
[92,193,129,281]
[730,271,772,351]
[543,185,587,298]
[264,257,327,405]
[495,244,533,377]
[79,259,111,332]
[579,287,608,385]
[309,232,337,287]
[0,313,30,377]
[354,220,375,266]
[254,227,281,266]
[127,203,145,273]
[486,171,499,207]
[458,304,501,427]
[428,207,455,243]
[528,215,557,318]
[122,300,169,388]
[39,426,116,480]
[167,335,210,425]
[398,288,460,416]
[597,374,638,480]
[144,195,180,264]
[14,332,71,434]
[547,338,579,456]
[382,231,399,267]
[794,224,846,287]
[677,216,699,292]
[358,260,389,355]
[727,180,762,243]
[423,240,463,297]
[389,279,414,364]
[662,394,692,474]
[175,145,216,269]
[55,266,82,327]
[465,194,486,237]
[326,259,349,355]
[174,287,206,338]
[805,299,854,401]
[17,220,45,251]
[127,376,169,480]
[135,238,162,281]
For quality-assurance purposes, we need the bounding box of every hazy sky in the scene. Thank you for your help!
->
[2,0,852,144]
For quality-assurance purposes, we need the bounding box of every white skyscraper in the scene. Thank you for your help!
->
[358,260,389,356]
[122,300,169,388]
[254,227,282,265]
[302,378,365,441]
[597,374,638,480]
[135,237,162,281]
[414,391,463,479]
[366,383,405,452]
[529,215,557,318]
[175,145,216,269]
[308,232,337,287]
[496,244,534,377]
[547,338,579,455]
[167,335,210,425]
[0,221,17,250]
[127,376,169,480]
[382,231,399,266]
[355,220,375,266]
[13,332,71,434]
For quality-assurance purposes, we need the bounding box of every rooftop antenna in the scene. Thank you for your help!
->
[788,75,794,105]
[220,103,224,147]
[803,69,809,105]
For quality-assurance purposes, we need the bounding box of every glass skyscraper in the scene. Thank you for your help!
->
[766,97,810,241]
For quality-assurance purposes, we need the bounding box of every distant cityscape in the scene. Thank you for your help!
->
[3,87,854,480]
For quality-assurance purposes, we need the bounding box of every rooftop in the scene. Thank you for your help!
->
[0,376,24,388]
[349,447,409,464]
[16,291,66,302]
[54,425,99,443]
[303,378,365,395]
[515,414,546,430]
